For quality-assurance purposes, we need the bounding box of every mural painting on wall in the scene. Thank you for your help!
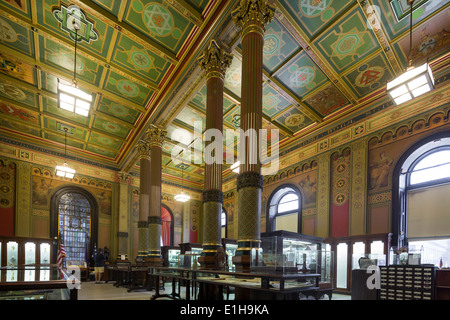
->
[31,171,112,215]
[223,197,234,223]
[298,170,317,206]
[0,160,15,236]
[369,149,394,190]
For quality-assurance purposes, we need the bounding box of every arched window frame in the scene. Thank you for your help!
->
[266,184,302,233]
[50,186,98,266]
[392,133,450,247]
[221,207,227,238]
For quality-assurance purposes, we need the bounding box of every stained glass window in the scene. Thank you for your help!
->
[59,193,91,264]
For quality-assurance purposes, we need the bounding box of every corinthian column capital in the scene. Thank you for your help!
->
[232,0,276,34]
[146,124,167,148]
[198,40,233,80]
[136,140,151,160]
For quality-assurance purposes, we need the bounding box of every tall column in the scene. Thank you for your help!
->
[232,0,275,271]
[117,171,130,262]
[146,124,167,265]
[135,140,151,263]
[197,40,233,269]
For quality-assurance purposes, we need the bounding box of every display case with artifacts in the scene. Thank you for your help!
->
[258,231,325,273]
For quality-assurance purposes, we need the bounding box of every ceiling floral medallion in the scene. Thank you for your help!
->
[0,18,17,42]
[102,121,121,133]
[53,4,99,44]
[0,83,26,100]
[263,34,281,55]
[300,0,332,17]
[116,79,140,97]
[355,65,385,88]
[143,3,174,37]
[290,66,315,88]
[285,113,304,127]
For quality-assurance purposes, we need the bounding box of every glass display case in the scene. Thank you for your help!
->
[0,237,54,282]
[24,242,36,281]
[6,241,18,282]
[222,239,238,271]
[161,246,180,267]
[177,254,200,269]
[179,243,202,254]
[168,248,181,267]
[257,231,325,273]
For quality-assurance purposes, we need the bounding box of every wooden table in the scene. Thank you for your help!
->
[148,266,321,301]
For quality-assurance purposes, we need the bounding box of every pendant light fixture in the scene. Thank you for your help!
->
[174,167,190,202]
[387,0,434,105]
[55,127,76,179]
[57,19,92,117]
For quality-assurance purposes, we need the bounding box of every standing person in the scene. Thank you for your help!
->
[94,248,105,284]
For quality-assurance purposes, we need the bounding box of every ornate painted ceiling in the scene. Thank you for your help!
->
[0,0,449,189]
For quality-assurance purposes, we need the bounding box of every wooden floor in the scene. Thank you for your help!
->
[77,281,351,300]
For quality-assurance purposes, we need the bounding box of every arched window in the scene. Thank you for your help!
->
[221,208,227,238]
[50,187,98,267]
[267,185,302,233]
[394,135,450,267]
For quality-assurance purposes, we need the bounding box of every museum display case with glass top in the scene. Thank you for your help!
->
[258,231,325,273]
[161,246,181,267]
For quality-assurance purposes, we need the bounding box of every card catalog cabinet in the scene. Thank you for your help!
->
[379,265,436,300]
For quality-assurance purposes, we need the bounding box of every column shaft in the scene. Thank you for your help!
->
[146,125,167,265]
[136,141,151,263]
[232,0,275,270]
[198,40,232,269]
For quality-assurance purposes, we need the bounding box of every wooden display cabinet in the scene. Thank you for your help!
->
[0,236,54,282]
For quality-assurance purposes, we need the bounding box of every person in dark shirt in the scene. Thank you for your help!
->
[94,248,106,284]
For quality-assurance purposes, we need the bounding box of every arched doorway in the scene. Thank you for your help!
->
[50,187,98,266]
[161,205,174,246]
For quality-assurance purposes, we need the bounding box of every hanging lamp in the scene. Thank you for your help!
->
[387,0,434,105]
[55,127,75,179]
[174,167,190,202]
[57,20,92,117]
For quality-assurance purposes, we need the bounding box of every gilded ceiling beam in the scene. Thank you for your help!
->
[165,0,204,27]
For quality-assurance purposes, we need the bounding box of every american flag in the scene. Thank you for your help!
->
[57,232,66,279]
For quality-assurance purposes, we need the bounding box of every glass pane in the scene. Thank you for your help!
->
[352,242,365,270]
[411,150,450,184]
[7,241,18,282]
[59,193,91,265]
[40,243,51,281]
[278,193,299,213]
[336,243,348,289]
[409,239,450,267]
